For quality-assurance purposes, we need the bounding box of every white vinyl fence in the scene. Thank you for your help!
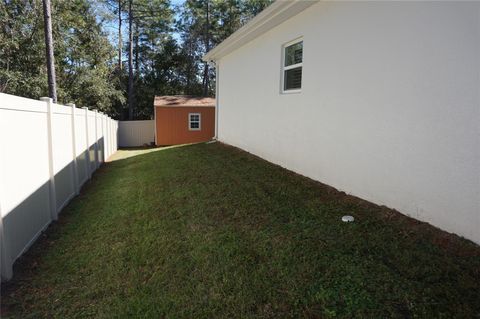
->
[0,93,118,281]
[118,120,155,147]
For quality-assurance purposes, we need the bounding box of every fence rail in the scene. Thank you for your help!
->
[0,93,118,281]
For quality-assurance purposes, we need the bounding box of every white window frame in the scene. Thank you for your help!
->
[188,113,201,131]
[281,38,303,94]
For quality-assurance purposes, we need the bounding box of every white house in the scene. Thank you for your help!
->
[204,1,480,244]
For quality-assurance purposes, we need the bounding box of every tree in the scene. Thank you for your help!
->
[178,0,215,96]
[128,0,134,119]
[42,0,57,102]
[126,0,174,119]
[178,0,273,97]
[118,0,123,71]
[201,0,211,96]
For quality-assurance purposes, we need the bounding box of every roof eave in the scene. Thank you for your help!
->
[203,0,318,62]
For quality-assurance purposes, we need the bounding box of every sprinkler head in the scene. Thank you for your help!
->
[341,215,355,222]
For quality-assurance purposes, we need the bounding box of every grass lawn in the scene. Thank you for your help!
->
[1,142,479,318]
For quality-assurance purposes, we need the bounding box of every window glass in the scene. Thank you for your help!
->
[284,67,302,90]
[284,41,303,66]
[189,113,200,130]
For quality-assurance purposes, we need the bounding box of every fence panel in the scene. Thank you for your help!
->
[52,105,76,211]
[87,111,97,172]
[0,96,51,274]
[0,93,119,281]
[118,120,155,147]
[74,109,89,186]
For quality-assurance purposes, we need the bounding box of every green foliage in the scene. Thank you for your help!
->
[0,0,272,119]
[0,0,124,116]
[0,0,48,97]
[129,0,177,119]
[177,0,272,98]
[135,37,204,119]
[53,0,125,114]
[2,143,480,318]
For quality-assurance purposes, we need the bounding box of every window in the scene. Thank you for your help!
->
[282,39,303,93]
[189,113,201,131]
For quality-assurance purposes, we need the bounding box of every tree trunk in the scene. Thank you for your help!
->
[128,0,134,120]
[42,0,57,103]
[134,21,139,73]
[118,0,122,71]
[202,0,210,96]
[186,39,193,92]
[202,62,209,96]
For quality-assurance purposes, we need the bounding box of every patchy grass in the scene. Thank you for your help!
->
[1,143,479,318]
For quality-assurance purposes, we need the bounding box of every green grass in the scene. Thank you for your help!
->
[1,143,479,318]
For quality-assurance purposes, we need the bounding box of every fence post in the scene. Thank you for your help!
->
[40,97,58,221]
[83,107,92,179]
[67,103,79,195]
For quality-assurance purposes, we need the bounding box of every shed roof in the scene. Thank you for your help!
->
[154,95,215,107]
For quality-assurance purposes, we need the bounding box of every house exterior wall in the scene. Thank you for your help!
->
[155,106,215,145]
[217,2,480,243]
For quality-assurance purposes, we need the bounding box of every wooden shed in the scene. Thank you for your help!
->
[154,95,216,146]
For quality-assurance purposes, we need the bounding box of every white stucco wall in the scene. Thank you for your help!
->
[217,2,480,244]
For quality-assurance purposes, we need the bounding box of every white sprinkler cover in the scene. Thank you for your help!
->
[342,215,355,222]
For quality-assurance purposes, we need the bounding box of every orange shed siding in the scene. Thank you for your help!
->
[155,106,215,146]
